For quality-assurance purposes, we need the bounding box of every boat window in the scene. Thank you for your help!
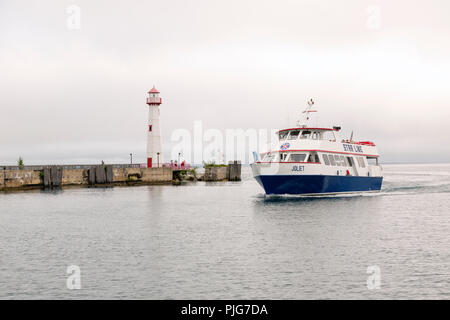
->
[263,153,276,162]
[279,131,288,140]
[329,154,336,166]
[300,130,311,139]
[367,157,377,166]
[288,130,300,140]
[346,156,353,166]
[323,154,330,165]
[312,131,320,140]
[334,154,342,166]
[280,153,288,161]
[290,154,306,162]
[315,154,320,163]
[340,155,347,166]
[323,131,335,141]
[358,157,366,168]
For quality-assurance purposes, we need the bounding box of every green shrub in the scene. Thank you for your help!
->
[17,157,24,168]
[203,161,227,168]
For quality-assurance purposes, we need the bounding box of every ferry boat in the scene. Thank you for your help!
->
[251,99,383,195]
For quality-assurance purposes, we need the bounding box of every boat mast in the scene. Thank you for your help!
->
[297,98,317,127]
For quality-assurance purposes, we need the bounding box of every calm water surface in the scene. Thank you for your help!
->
[0,164,449,299]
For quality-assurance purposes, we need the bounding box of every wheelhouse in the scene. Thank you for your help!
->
[278,127,338,142]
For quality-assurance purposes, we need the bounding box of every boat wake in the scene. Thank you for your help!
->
[380,181,450,195]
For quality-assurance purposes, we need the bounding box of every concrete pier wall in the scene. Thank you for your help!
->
[227,161,242,181]
[113,167,172,183]
[204,162,242,182]
[62,169,87,185]
[0,166,172,191]
[1,169,42,189]
[204,166,228,181]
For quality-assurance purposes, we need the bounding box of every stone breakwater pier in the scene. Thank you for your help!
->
[0,162,241,191]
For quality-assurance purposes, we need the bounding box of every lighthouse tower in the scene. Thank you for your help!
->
[146,86,163,168]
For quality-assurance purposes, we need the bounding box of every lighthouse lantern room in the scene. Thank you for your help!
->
[146,86,163,168]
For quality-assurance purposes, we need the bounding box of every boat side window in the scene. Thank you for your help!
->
[279,131,288,140]
[288,130,300,140]
[307,154,313,162]
[315,154,320,163]
[323,154,330,165]
[280,153,288,162]
[334,154,342,166]
[347,156,354,166]
[300,130,311,139]
[263,153,275,162]
[323,131,335,141]
[329,154,336,166]
[312,131,320,140]
[340,155,347,166]
[359,157,366,168]
[290,153,306,162]
[367,157,377,166]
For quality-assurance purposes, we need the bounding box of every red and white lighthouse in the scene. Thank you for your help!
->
[146,86,163,168]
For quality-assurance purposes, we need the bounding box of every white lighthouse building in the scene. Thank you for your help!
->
[146,86,163,168]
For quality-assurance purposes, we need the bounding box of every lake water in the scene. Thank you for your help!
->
[0,163,449,299]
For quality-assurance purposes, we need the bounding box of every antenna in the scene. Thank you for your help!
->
[297,98,318,126]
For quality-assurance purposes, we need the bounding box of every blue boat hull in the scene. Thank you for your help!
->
[254,175,383,195]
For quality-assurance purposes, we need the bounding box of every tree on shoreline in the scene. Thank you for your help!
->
[17,157,24,168]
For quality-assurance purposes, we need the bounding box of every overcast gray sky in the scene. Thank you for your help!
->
[1,0,450,165]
